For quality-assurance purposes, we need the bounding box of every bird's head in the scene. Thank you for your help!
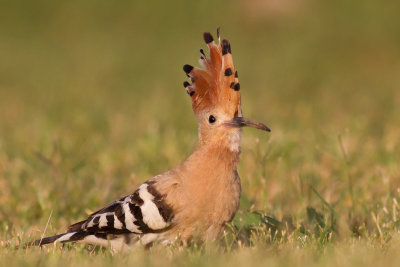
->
[183,29,270,151]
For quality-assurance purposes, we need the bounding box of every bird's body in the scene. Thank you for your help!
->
[28,29,270,252]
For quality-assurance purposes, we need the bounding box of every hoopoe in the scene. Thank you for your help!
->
[27,29,270,252]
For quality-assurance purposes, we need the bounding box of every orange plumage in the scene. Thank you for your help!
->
[184,31,242,119]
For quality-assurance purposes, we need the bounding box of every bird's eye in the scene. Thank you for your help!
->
[209,115,216,124]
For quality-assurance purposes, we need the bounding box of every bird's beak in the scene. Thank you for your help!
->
[223,117,271,132]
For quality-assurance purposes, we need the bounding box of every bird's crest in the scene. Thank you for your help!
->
[183,28,241,118]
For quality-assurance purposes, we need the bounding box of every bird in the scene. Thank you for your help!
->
[26,29,270,252]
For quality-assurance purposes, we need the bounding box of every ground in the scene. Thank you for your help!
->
[1,0,400,266]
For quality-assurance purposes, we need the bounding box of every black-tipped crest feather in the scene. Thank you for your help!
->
[203,32,214,44]
[222,39,231,55]
[183,64,194,74]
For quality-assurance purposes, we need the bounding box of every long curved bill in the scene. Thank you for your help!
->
[223,117,271,132]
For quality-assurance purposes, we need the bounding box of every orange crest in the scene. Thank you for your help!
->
[183,29,241,118]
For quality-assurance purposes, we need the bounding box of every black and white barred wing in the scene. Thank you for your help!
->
[31,182,174,247]
[72,183,173,234]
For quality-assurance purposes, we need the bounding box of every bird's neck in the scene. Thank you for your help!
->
[180,130,242,178]
[198,127,242,154]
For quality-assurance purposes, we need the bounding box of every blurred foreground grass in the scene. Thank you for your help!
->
[0,0,400,266]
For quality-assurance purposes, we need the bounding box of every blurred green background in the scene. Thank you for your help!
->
[0,0,400,252]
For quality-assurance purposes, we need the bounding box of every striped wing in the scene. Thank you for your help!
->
[68,182,174,235]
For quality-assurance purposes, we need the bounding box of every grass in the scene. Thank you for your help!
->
[1,0,400,266]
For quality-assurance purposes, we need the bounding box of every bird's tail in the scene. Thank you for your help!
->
[23,231,101,248]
